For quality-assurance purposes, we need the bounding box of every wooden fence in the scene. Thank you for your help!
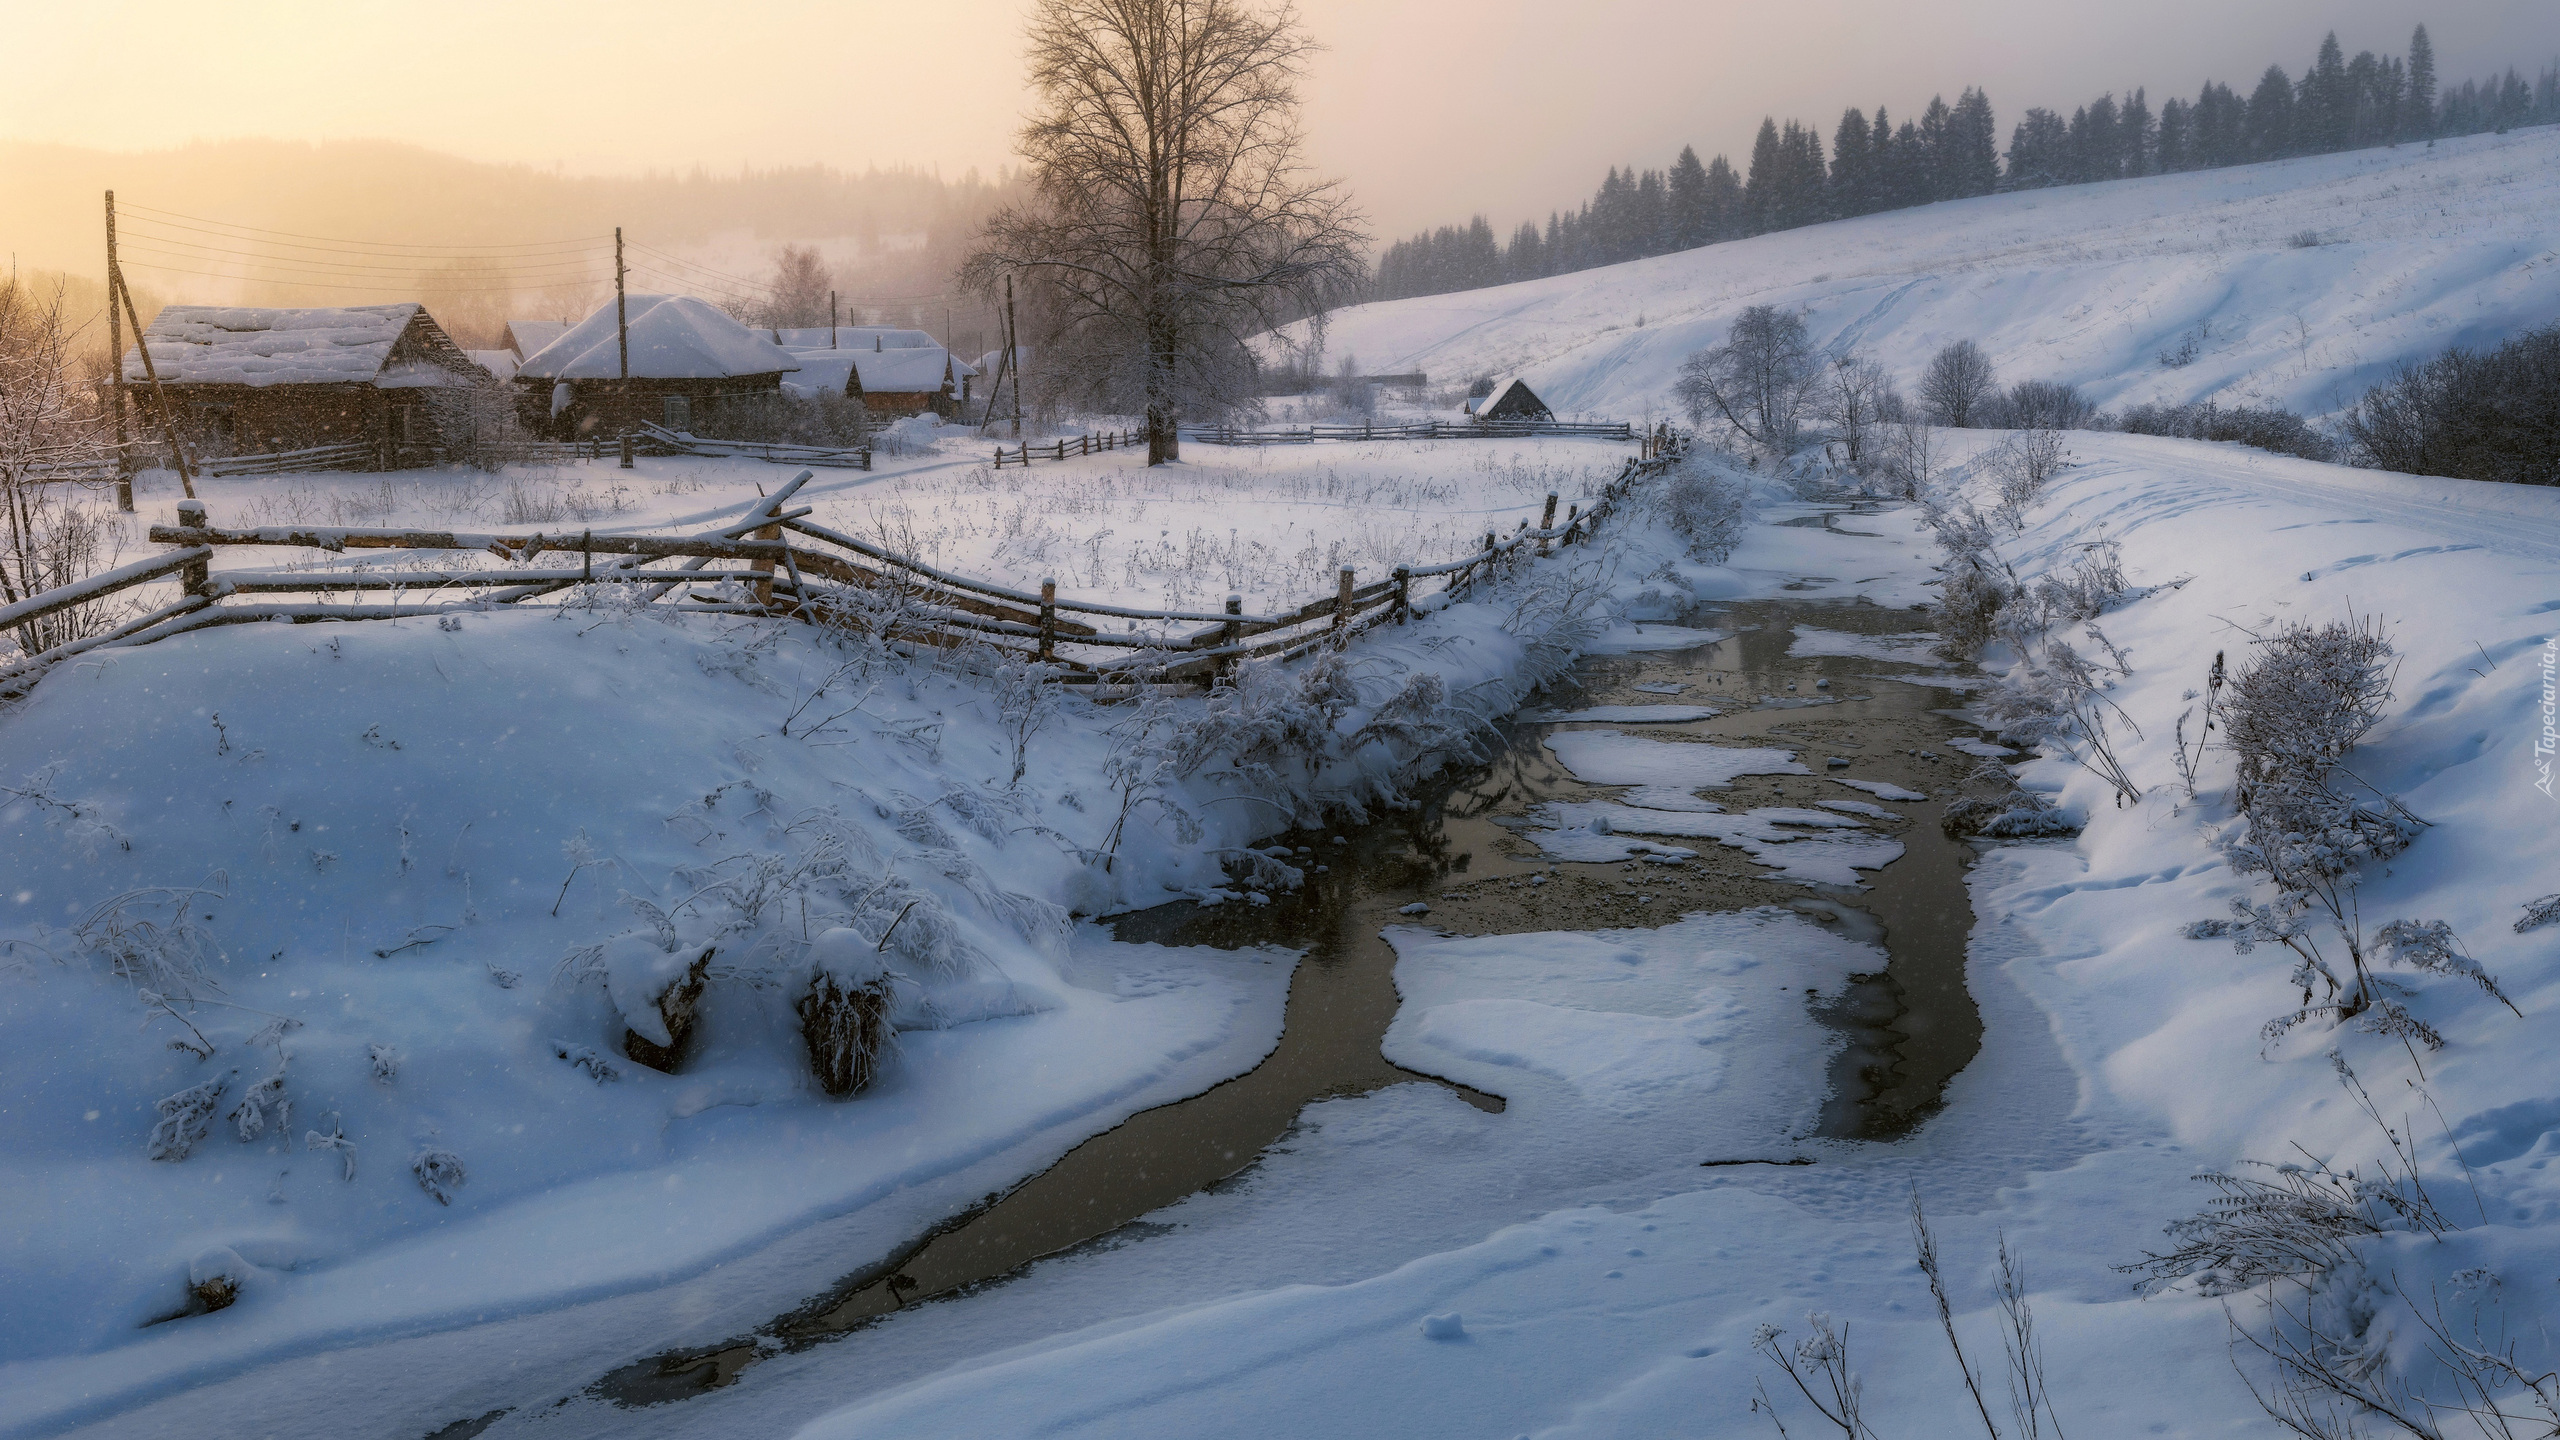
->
[1182,419,1635,445]
[1,447,1681,698]
[991,430,1141,468]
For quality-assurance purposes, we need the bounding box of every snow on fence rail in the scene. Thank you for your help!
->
[200,441,376,478]
[990,430,1141,468]
[1181,418,1636,445]
[634,422,871,469]
[1,448,1679,697]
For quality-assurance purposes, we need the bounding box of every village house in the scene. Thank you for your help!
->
[120,303,492,458]
[511,295,798,438]
[500,319,570,364]
[780,334,975,418]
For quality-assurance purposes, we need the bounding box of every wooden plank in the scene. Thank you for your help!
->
[0,547,208,631]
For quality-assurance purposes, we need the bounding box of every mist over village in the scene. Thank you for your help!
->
[2,2,2558,1436]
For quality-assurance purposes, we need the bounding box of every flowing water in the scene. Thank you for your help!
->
[584,591,1993,1412]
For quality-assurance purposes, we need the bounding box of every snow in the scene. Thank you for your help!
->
[1278,128,2560,421]
[1520,799,1902,886]
[120,304,477,388]
[1541,729,1807,790]
[1513,703,1718,723]
[514,296,800,381]
[1830,777,1928,801]
[848,346,953,393]
[1785,625,1946,665]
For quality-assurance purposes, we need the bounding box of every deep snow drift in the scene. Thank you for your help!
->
[1282,127,2560,421]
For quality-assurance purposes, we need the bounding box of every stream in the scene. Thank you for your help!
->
[582,588,1993,1414]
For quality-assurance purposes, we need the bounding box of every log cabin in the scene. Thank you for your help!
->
[511,296,798,438]
[119,304,493,458]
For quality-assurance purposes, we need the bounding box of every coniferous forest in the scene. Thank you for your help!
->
[1373,24,2560,303]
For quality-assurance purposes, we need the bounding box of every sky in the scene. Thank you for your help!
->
[5,0,2552,242]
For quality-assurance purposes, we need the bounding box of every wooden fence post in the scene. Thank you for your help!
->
[1538,493,1557,555]
[1218,593,1242,683]
[1392,566,1410,624]
[1332,566,1354,645]
[751,521,780,608]
[1565,502,1580,544]
[1038,578,1057,662]
[175,500,211,595]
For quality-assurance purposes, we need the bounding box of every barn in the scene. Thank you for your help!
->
[512,296,798,438]
[120,304,492,458]
[1467,377,1553,422]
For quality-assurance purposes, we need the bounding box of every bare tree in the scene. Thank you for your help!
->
[1676,305,1817,452]
[768,245,835,330]
[0,279,122,659]
[1920,340,1998,428]
[1818,352,1900,471]
[965,0,1368,465]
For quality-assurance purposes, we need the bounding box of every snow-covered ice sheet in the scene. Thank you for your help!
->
[1515,704,1718,724]
[1541,730,1807,790]
[1830,777,1928,802]
[1520,799,1902,885]
[1785,625,1946,666]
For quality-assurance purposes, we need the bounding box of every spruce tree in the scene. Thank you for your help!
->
[1668,145,1711,249]
[2247,64,2297,157]
[1951,88,2001,196]
[1919,95,1954,199]
[1832,108,1874,216]
[2406,24,2437,138]
[2120,88,2154,176]
[1743,117,1783,235]
[1702,154,1743,241]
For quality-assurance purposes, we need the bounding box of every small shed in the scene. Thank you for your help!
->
[513,296,798,438]
[121,303,492,456]
[1467,377,1552,423]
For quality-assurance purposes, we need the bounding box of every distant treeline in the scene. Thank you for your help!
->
[1374,25,2560,303]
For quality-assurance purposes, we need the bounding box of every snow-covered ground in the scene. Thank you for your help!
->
[1283,127,2560,421]
[11,131,2560,1440]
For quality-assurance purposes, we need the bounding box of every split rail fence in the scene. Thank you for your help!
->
[1182,419,1635,445]
[2,449,1679,699]
[990,430,1141,468]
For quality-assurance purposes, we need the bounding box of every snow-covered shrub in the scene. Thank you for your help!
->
[1,768,132,860]
[1877,419,1939,500]
[2342,321,2560,485]
[1982,379,2099,430]
[1986,428,2068,528]
[2023,539,2128,627]
[305,1121,357,1180]
[1924,502,2014,660]
[367,1043,398,1084]
[2115,399,2336,462]
[411,1148,467,1206]
[595,934,714,1072]
[1982,638,2144,807]
[147,1073,230,1161]
[186,1248,252,1314]
[227,1070,289,1143]
[2222,616,2396,808]
[2518,894,2560,933]
[1660,458,1748,563]
[1941,790,2080,839]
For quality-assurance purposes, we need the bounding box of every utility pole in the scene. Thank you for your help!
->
[1005,273,1023,440]
[105,191,131,511]
[615,226,632,469]
[830,290,838,349]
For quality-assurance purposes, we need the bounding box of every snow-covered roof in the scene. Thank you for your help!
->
[467,350,519,382]
[515,296,798,382]
[773,326,934,351]
[1469,376,1550,419]
[849,347,953,394]
[503,320,569,361]
[781,351,860,399]
[121,304,484,388]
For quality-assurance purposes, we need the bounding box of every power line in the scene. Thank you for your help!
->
[121,202,611,254]
[114,258,566,295]
[117,237,607,281]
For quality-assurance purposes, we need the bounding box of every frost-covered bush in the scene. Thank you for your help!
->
[1660,459,1749,563]
[147,1074,229,1161]
[1877,420,1938,500]
[1941,791,2080,839]
[1924,502,2013,660]
[411,1148,468,1205]
[1983,379,2099,431]
[1986,428,2068,528]
[2116,400,2337,462]
[2222,616,2396,805]
[2340,321,2560,485]
[800,928,896,1097]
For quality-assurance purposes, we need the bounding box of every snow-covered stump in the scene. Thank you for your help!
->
[603,938,716,1073]
[799,932,896,1098]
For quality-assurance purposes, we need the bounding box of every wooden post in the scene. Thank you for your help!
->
[175,500,210,595]
[830,291,838,349]
[1565,502,1580,544]
[1392,565,1410,625]
[113,268,195,500]
[1038,578,1057,661]
[1332,566,1355,645]
[615,226,633,470]
[106,191,132,513]
[1004,274,1022,441]
[1538,492,1557,555]
[1218,593,1242,683]
[749,521,781,608]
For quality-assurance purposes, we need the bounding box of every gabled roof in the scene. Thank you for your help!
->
[515,296,799,382]
[467,350,520,382]
[780,351,860,399]
[122,304,487,388]
[1468,376,1552,420]
[848,347,954,394]
[502,319,570,361]
[772,326,935,351]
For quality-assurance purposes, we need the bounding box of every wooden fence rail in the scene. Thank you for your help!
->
[1182,419,1635,446]
[3,443,1685,698]
[990,430,1141,468]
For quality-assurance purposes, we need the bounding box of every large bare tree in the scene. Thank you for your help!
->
[966,0,1366,464]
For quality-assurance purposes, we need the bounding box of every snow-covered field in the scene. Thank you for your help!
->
[9,130,2560,1440]
[1285,126,2560,421]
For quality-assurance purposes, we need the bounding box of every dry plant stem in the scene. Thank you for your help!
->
[1913,1183,2007,1439]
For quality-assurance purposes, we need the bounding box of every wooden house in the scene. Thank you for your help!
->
[1467,377,1553,422]
[501,319,570,363]
[511,296,798,438]
[120,303,492,457]
[781,337,973,418]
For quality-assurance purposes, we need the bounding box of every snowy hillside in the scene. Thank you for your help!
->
[1288,127,2560,420]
